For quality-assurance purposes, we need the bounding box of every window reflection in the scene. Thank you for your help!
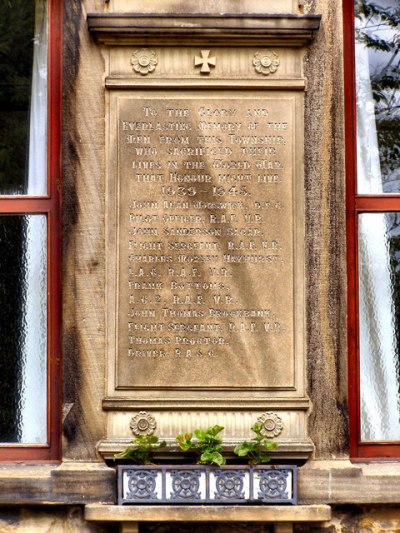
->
[355,0,400,194]
[359,212,400,441]
[0,1,47,195]
[0,215,47,443]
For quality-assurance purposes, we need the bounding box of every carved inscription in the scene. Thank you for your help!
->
[116,96,295,389]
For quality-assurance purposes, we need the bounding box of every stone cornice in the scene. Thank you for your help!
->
[87,13,321,46]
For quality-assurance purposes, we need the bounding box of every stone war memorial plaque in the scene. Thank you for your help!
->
[91,4,320,458]
[111,91,301,391]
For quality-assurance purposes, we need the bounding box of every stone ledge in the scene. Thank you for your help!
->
[104,78,308,90]
[97,438,314,462]
[2,460,400,505]
[107,0,299,16]
[87,13,321,46]
[84,503,331,522]
[0,463,115,505]
[298,460,400,504]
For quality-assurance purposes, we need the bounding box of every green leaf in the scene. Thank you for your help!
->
[194,429,206,441]
[177,432,192,442]
[234,442,252,456]
[234,447,247,457]
[251,422,263,435]
[234,423,280,465]
[208,425,224,436]
[262,441,278,451]
[199,450,213,463]
[200,450,225,466]
[176,432,193,451]
[176,432,192,444]
[213,452,226,465]
[177,442,193,452]
[114,447,135,460]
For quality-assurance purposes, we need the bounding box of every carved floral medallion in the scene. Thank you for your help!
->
[253,50,280,76]
[130,411,157,436]
[131,49,158,75]
[257,412,284,438]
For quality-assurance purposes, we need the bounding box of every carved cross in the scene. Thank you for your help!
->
[194,50,216,74]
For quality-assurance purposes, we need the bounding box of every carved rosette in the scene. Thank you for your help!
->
[131,49,158,75]
[130,411,157,436]
[253,50,280,76]
[257,412,284,438]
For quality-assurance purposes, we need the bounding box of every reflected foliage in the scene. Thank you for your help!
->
[356,3,400,389]
[355,0,400,185]
[0,1,35,194]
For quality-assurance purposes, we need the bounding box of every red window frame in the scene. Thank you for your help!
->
[345,0,400,459]
[0,0,62,462]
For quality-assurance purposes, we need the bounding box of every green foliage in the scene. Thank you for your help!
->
[355,0,400,28]
[176,425,226,466]
[355,0,400,111]
[234,423,278,465]
[354,0,400,190]
[114,434,166,465]
[376,118,400,177]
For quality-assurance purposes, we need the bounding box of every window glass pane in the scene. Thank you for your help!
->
[359,212,400,441]
[0,0,47,196]
[0,215,47,444]
[355,0,400,194]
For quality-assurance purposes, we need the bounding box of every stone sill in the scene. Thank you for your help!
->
[299,460,400,504]
[85,503,331,523]
[0,462,115,505]
[0,460,399,505]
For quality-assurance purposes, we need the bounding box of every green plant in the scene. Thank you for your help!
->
[234,422,278,465]
[114,434,166,465]
[176,425,226,466]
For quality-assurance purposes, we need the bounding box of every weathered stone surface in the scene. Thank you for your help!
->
[295,506,400,532]
[62,0,346,465]
[298,461,400,505]
[0,1,398,533]
[62,0,347,465]
[96,0,314,456]
[303,0,348,458]
[0,506,117,532]
[141,524,274,533]
[4,460,400,508]
[0,463,115,505]
[113,95,297,391]
[4,506,400,533]
[109,0,299,15]
[87,14,321,47]
[85,504,332,523]
[62,0,108,460]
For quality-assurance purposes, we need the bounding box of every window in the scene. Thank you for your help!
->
[0,0,61,460]
[345,0,400,458]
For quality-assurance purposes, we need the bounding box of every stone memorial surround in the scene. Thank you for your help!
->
[87,1,320,465]
[0,1,397,533]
